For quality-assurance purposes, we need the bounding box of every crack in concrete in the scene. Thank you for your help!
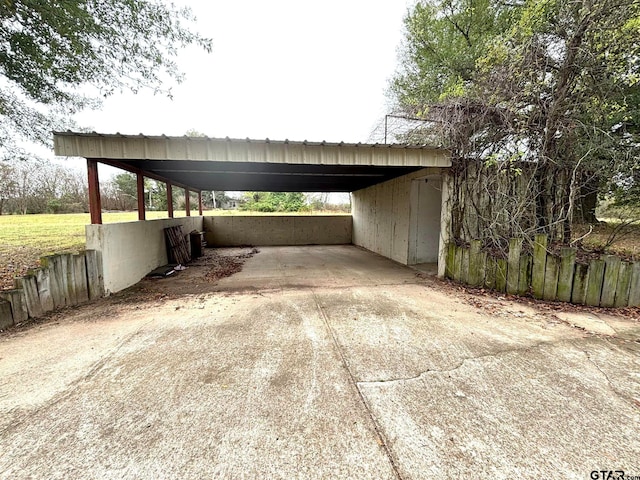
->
[356,341,559,385]
[310,288,404,480]
[582,349,640,412]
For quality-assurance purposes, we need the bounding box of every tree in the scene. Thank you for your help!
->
[0,1,212,158]
[0,160,16,214]
[241,192,307,212]
[391,0,640,245]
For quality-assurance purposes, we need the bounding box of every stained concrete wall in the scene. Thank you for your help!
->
[352,168,447,267]
[204,216,352,247]
[86,216,203,294]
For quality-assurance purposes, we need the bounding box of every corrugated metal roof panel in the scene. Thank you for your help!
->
[53,131,451,168]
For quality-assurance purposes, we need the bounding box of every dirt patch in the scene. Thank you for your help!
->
[204,247,259,282]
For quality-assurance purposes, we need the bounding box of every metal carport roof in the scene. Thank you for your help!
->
[54,132,451,193]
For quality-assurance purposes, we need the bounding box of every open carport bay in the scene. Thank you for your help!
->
[1,246,639,479]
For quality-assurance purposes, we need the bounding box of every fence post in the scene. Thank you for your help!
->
[532,234,548,299]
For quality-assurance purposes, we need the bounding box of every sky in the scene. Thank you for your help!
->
[73,0,412,144]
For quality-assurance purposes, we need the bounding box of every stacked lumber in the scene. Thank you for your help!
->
[165,226,191,265]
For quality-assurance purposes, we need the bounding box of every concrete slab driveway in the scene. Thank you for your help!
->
[1,246,639,479]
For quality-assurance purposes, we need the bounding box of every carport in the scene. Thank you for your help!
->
[54,132,452,294]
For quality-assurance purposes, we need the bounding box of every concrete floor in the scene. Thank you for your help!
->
[0,245,639,479]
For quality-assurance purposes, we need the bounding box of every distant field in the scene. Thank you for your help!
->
[0,210,349,290]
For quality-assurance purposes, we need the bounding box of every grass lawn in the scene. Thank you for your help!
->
[0,209,349,290]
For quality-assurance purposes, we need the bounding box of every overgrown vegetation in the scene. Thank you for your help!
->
[389,0,640,252]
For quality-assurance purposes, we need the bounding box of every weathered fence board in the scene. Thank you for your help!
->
[532,234,548,299]
[453,246,463,282]
[20,275,43,318]
[518,255,532,295]
[85,250,102,301]
[65,254,78,306]
[35,268,54,313]
[629,262,640,307]
[542,255,559,301]
[614,262,633,308]
[507,238,522,295]
[73,253,89,304]
[495,259,508,293]
[445,244,456,279]
[0,300,13,330]
[460,248,470,284]
[41,255,65,308]
[0,250,104,329]
[445,241,635,308]
[556,247,576,302]
[571,264,588,304]
[600,256,622,308]
[585,259,606,307]
[484,256,497,290]
[0,289,28,323]
[468,240,483,287]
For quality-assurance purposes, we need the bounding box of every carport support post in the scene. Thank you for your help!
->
[167,183,174,218]
[185,188,191,217]
[136,173,146,221]
[87,159,102,225]
[198,191,203,215]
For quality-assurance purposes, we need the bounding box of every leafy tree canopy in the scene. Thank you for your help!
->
[0,0,212,158]
[391,0,640,207]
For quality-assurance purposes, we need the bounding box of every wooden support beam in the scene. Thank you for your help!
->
[137,173,146,221]
[167,183,174,218]
[185,188,191,217]
[198,191,203,215]
[87,159,102,224]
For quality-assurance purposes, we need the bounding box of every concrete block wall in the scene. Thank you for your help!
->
[86,216,203,294]
[203,215,352,247]
[352,168,446,266]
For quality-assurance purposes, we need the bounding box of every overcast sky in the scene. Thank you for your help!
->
[73,0,411,143]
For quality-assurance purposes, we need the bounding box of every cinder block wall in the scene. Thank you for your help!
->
[352,169,433,265]
[203,215,352,247]
[86,217,203,294]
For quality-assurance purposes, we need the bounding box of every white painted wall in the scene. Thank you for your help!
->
[86,216,203,294]
[203,215,352,246]
[352,168,446,268]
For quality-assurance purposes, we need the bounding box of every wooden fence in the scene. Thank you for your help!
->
[0,250,103,330]
[445,235,640,308]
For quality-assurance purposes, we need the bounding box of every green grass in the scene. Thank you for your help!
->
[0,209,342,254]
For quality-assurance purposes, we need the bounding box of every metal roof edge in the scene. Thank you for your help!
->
[53,131,448,152]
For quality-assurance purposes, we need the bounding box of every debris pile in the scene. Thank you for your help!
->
[205,247,259,282]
